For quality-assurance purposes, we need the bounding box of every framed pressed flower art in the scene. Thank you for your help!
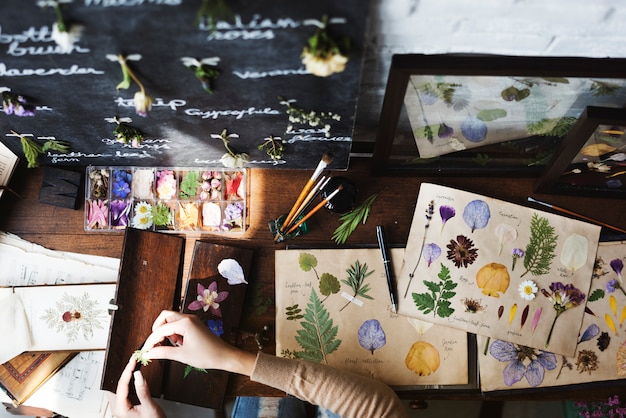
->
[371,54,626,176]
[535,106,626,198]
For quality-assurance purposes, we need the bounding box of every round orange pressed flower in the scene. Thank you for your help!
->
[476,262,510,297]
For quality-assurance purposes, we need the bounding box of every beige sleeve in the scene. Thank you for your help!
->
[250,352,409,418]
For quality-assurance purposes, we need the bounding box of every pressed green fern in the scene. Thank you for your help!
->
[294,289,341,364]
[339,260,374,311]
[521,213,558,277]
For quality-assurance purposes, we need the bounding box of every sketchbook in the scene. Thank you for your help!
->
[396,183,601,357]
[478,240,626,391]
[275,248,469,386]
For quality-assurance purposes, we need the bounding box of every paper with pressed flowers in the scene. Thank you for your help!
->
[397,183,601,357]
[478,240,626,391]
[0,284,115,359]
[275,248,469,386]
[404,75,626,159]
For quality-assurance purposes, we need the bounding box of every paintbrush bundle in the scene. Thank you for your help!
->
[272,153,344,242]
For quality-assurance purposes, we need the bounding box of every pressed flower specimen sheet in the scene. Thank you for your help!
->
[478,240,626,391]
[397,183,601,357]
[275,248,469,386]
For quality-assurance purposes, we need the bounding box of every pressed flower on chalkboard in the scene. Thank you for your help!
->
[2,89,35,116]
[181,56,221,94]
[301,15,350,77]
[37,0,83,53]
[195,0,234,31]
[258,135,286,161]
[279,97,341,138]
[106,54,153,117]
[211,129,249,168]
[8,130,70,168]
[106,117,145,148]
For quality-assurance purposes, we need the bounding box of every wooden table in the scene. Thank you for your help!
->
[1,157,625,404]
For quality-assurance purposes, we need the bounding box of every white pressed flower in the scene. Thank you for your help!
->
[52,22,82,53]
[518,280,538,301]
[133,90,153,117]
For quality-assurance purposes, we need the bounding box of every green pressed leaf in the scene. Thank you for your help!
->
[477,109,507,122]
[521,213,558,277]
[298,253,318,271]
[542,77,570,84]
[179,171,199,199]
[319,273,340,296]
[412,292,435,315]
[413,263,456,318]
[294,289,341,364]
[588,288,605,302]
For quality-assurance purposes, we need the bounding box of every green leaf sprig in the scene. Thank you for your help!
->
[339,260,374,311]
[412,263,457,318]
[132,349,151,367]
[521,213,558,277]
[11,130,71,168]
[332,192,379,245]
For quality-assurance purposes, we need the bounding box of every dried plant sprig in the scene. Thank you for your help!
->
[132,349,151,366]
[106,54,153,116]
[211,128,248,168]
[9,130,71,168]
[258,135,285,160]
[107,116,145,148]
[332,192,379,245]
[195,0,234,31]
[279,97,340,138]
[181,57,221,94]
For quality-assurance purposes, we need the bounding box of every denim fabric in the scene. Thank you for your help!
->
[232,396,308,418]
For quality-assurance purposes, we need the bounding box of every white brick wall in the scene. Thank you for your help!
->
[354,0,626,141]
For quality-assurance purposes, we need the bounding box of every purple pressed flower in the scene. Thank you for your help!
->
[489,339,557,387]
[423,243,442,267]
[610,258,624,281]
[2,91,35,117]
[110,199,130,227]
[439,205,456,232]
[437,123,454,139]
[607,279,619,293]
[187,281,228,316]
[207,319,224,337]
[511,248,524,271]
[578,323,600,344]
[541,282,585,348]
[224,202,243,221]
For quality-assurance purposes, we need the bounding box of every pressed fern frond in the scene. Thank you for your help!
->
[332,192,379,245]
[521,213,558,277]
[294,289,341,364]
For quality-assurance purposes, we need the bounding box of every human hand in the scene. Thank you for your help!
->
[142,310,256,376]
[107,356,166,418]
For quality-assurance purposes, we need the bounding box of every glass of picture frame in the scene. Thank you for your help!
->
[535,106,626,198]
[371,54,626,176]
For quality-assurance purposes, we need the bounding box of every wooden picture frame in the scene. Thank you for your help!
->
[535,106,626,198]
[371,54,626,176]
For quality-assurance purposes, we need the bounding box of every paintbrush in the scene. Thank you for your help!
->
[527,197,626,234]
[286,176,331,230]
[280,152,333,232]
[284,184,343,235]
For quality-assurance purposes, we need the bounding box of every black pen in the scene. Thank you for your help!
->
[376,225,397,313]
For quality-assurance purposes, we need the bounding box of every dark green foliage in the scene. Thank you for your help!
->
[412,263,457,318]
[294,289,341,364]
[521,213,558,277]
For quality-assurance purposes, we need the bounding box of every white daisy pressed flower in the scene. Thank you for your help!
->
[518,280,538,301]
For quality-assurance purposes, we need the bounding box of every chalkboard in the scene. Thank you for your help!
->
[0,0,368,170]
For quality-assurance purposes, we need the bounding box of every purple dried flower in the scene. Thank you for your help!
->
[2,91,35,116]
[357,319,387,354]
[437,123,454,139]
[542,282,585,348]
[439,205,456,232]
[610,258,624,281]
[423,243,442,267]
[489,340,556,387]
[110,199,130,227]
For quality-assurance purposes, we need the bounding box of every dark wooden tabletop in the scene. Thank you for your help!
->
[1,157,625,403]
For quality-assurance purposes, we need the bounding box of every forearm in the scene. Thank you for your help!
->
[250,352,408,418]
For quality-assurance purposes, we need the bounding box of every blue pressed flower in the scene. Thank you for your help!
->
[437,123,454,139]
[112,180,131,199]
[605,179,622,188]
[489,339,556,387]
[578,323,600,344]
[207,319,224,337]
[607,279,619,293]
[423,243,442,267]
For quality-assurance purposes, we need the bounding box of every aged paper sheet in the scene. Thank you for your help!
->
[397,183,601,357]
[276,248,469,386]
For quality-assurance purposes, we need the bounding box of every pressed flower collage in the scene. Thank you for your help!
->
[397,183,602,358]
[275,248,469,387]
[404,75,626,160]
[85,166,246,233]
[478,241,626,391]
